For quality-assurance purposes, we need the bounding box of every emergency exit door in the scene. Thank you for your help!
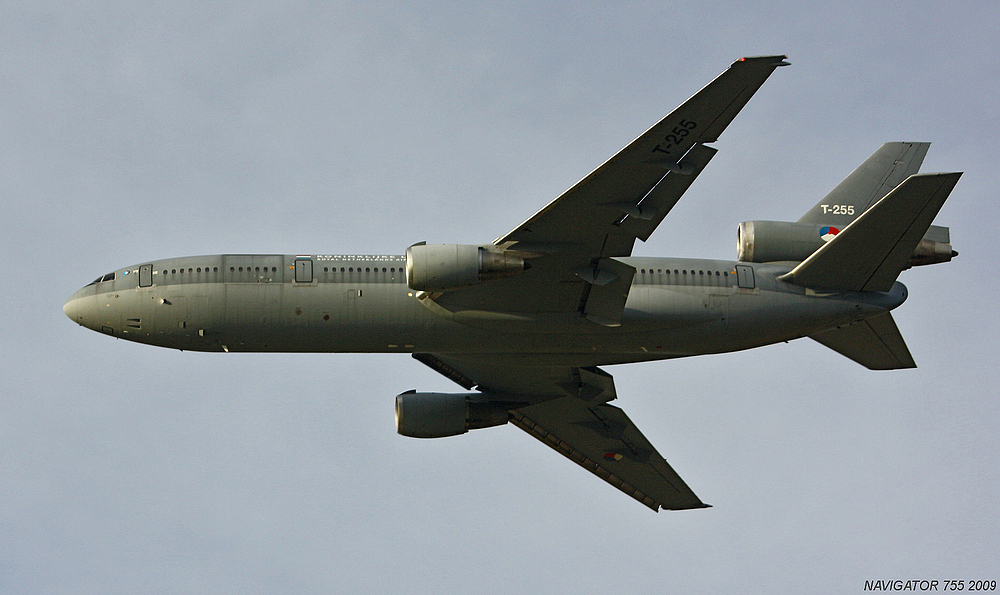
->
[139,264,153,288]
[294,258,313,283]
[735,265,755,289]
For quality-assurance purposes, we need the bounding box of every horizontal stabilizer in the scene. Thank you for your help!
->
[779,172,961,292]
[810,312,916,370]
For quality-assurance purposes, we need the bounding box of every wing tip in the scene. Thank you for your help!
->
[736,54,790,67]
[660,501,712,511]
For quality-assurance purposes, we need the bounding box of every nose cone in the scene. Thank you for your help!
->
[63,294,84,325]
[63,288,95,328]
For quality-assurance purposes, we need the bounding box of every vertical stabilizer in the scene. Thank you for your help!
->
[798,142,930,226]
[779,172,960,292]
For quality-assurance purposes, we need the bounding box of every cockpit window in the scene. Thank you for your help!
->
[87,272,116,286]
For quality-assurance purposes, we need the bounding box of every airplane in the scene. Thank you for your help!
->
[63,55,960,512]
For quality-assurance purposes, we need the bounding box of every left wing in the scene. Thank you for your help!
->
[497,55,790,256]
[414,353,707,511]
[425,56,788,325]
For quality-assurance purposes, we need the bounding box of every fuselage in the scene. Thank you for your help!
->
[63,253,907,367]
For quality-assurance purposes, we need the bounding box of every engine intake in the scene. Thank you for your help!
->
[406,244,526,292]
[395,391,510,438]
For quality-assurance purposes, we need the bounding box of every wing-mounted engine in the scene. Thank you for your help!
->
[737,220,956,267]
[394,391,511,438]
[405,243,527,292]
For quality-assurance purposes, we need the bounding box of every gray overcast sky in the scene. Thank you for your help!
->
[3,2,998,593]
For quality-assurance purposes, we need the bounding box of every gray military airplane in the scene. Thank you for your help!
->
[64,55,960,511]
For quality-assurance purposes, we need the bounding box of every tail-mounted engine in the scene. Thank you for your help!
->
[737,220,956,267]
[737,221,836,263]
[405,244,527,292]
[394,391,510,438]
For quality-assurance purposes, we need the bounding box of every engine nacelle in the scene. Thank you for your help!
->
[394,391,509,439]
[737,220,835,263]
[738,220,957,267]
[405,244,526,292]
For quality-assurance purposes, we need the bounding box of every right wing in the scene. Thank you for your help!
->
[510,398,709,511]
[414,353,707,511]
